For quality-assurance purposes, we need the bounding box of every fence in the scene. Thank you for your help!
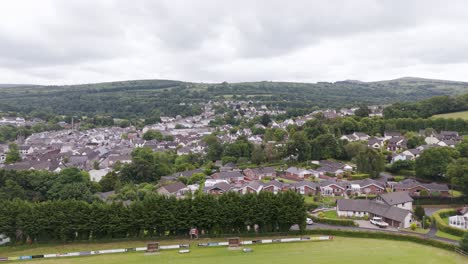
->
[0,236,333,262]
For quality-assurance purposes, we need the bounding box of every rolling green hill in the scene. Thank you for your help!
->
[1,77,467,119]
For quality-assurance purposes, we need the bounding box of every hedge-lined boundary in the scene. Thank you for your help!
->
[297,229,456,251]
[413,196,467,205]
[432,209,467,237]
[309,215,357,226]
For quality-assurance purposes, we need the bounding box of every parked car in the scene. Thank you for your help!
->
[306,218,314,225]
[370,217,389,228]
[0,234,10,246]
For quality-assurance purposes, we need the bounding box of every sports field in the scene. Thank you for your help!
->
[432,110,468,120]
[0,237,464,264]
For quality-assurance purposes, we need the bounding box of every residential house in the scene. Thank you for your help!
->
[157,182,187,197]
[293,181,319,196]
[19,145,34,155]
[243,167,276,180]
[367,137,384,149]
[336,198,413,228]
[384,131,402,140]
[212,171,245,183]
[285,167,317,180]
[262,180,288,194]
[340,132,370,142]
[392,179,450,197]
[204,182,233,195]
[386,137,407,152]
[239,181,263,194]
[320,181,346,196]
[375,191,413,211]
[345,179,386,195]
[317,160,352,176]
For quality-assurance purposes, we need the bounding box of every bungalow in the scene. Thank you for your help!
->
[204,182,233,195]
[386,137,407,152]
[172,168,204,178]
[157,182,187,197]
[392,179,450,197]
[390,153,411,164]
[344,179,385,195]
[320,181,346,196]
[212,171,245,183]
[340,132,370,142]
[317,160,352,176]
[293,181,319,196]
[337,199,413,228]
[243,167,276,180]
[384,131,402,140]
[367,137,384,149]
[239,181,263,194]
[401,148,422,160]
[285,167,316,180]
[262,180,288,194]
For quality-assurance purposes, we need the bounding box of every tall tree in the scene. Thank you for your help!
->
[355,148,385,178]
[5,143,21,164]
[415,147,459,180]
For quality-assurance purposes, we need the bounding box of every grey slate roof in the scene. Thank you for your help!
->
[337,199,411,223]
[379,191,413,206]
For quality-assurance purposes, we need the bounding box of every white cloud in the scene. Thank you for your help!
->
[0,0,468,84]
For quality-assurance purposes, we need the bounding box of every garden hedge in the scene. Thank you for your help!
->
[432,209,467,237]
[309,215,357,226]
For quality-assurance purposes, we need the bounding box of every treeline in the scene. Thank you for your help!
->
[0,191,306,242]
[383,93,468,118]
[0,168,99,202]
[2,78,467,120]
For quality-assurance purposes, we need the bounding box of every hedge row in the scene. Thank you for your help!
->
[432,209,467,237]
[196,229,455,252]
[309,215,357,226]
[349,174,370,180]
[413,196,467,205]
[298,229,456,251]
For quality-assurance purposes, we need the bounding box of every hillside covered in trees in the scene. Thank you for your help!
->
[1,77,467,119]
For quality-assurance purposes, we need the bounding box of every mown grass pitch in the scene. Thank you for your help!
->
[432,110,468,120]
[0,237,465,264]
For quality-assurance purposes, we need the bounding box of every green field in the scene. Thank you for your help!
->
[0,237,464,264]
[433,110,468,120]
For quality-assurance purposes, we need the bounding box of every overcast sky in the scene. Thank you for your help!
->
[1,0,468,85]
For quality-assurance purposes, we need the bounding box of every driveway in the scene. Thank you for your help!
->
[355,220,398,231]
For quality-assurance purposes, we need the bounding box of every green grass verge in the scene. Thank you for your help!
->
[401,228,430,235]
[435,230,462,241]
[0,237,464,264]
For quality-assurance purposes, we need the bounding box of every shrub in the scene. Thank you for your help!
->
[414,204,425,221]
[460,233,468,252]
[410,223,417,231]
[420,189,429,197]
[432,209,468,237]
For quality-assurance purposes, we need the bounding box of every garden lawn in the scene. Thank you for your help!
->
[322,210,339,219]
[0,237,464,264]
[435,230,462,241]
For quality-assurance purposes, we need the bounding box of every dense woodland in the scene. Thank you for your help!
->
[0,191,306,242]
[1,77,468,119]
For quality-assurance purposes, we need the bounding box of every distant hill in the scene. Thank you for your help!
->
[0,84,36,88]
[0,77,467,119]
